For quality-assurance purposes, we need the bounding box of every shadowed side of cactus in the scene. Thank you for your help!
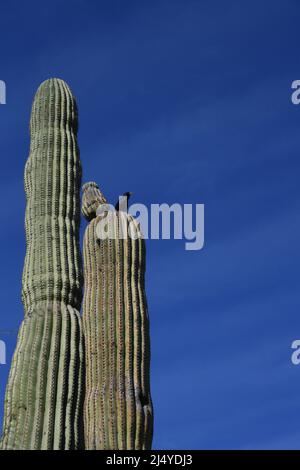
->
[82,182,153,450]
[0,79,84,450]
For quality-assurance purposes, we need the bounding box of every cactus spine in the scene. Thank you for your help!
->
[0,79,84,450]
[82,183,153,450]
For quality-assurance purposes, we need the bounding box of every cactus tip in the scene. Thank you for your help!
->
[30,78,78,135]
[82,181,108,221]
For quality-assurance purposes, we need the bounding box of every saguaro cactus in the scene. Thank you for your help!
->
[82,182,153,450]
[0,79,84,450]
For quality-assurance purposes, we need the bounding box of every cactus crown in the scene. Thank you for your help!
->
[30,78,78,137]
[82,181,108,221]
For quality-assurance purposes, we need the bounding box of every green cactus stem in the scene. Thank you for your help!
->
[0,79,85,450]
[82,182,153,450]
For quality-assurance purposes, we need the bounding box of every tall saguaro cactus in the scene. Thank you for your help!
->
[0,79,85,450]
[82,182,153,450]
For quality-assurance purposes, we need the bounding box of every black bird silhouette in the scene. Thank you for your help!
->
[115,192,132,211]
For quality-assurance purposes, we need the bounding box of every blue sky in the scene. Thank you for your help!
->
[1,0,300,449]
